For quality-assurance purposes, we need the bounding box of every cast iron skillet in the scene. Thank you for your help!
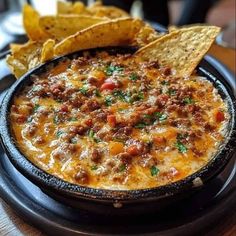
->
[0,46,235,215]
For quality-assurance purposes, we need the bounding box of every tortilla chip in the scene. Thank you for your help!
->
[40,39,55,63]
[133,23,162,46]
[57,0,128,18]
[39,15,106,40]
[135,26,220,78]
[6,41,42,78]
[57,1,87,15]
[87,5,129,19]
[9,44,23,54]
[168,25,178,32]
[23,4,49,41]
[54,18,144,56]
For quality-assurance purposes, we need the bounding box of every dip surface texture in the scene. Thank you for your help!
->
[10,51,228,190]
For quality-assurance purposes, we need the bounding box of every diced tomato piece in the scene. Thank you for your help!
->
[101,82,116,91]
[60,104,69,113]
[153,136,165,145]
[107,115,116,127]
[84,119,93,127]
[126,145,139,156]
[216,111,225,122]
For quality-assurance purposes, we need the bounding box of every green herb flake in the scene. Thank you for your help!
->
[161,81,170,86]
[150,166,159,176]
[88,129,95,138]
[27,116,33,123]
[88,130,101,143]
[129,73,138,81]
[91,165,98,171]
[53,115,60,124]
[33,104,40,113]
[119,164,126,172]
[155,112,168,121]
[70,137,77,144]
[175,141,188,153]
[183,97,195,105]
[135,123,147,129]
[56,130,64,138]
[105,65,124,76]
[137,92,144,100]
[32,85,41,92]
[93,137,102,143]
[167,89,176,96]
[94,89,101,97]
[69,117,78,122]
[104,96,113,106]
[79,84,89,95]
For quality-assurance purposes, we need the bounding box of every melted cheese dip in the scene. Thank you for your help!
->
[10,51,228,190]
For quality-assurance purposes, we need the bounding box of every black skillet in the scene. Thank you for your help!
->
[0,46,235,215]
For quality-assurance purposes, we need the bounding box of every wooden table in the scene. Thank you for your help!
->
[0,44,235,236]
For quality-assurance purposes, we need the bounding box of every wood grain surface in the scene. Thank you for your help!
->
[0,43,235,236]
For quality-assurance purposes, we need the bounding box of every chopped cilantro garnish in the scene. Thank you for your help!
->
[93,137,102,143]
[88,130,101,143]
[105,65,124,76]
[150,166,159,176]
[183,97,195,105]
[161,81,170,86]
[79,84,89,95]
[70,137,77,144]
[88,129,95,138]
[91,165,98,171]
[113,90,143,104]
[33,104,40,113]
[176,133,188,153]
[167,89,176,96]
[119,164,126,172]
[69,117,78,122]
[135,123,147,129]
[175,141,188,153]
[94,89,101,97]
[32,85,42,92]
[53,115,60,124]
[56,130,64,138]
[129,73,138,81]
[155,112,168,121]
[104,96,113,106]
[27,116,33,123]
[136,91,144,100]
[136,112,167,128]
[113,90,131,103]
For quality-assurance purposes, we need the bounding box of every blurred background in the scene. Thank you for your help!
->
[0,0,235,69]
